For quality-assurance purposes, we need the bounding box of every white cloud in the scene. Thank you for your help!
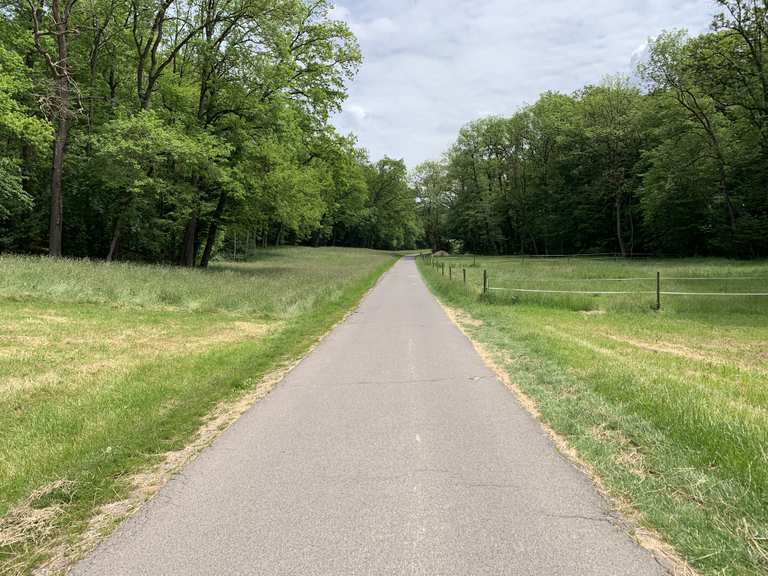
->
[349,104,367,118]
[351,16,398,41]
[346,104,368,122]
[329,4,351,21]
[331,0,715,167]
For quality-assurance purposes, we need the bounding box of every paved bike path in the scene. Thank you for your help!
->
[74,257,666,575]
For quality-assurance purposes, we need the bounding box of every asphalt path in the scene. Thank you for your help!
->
[74,257,667,575]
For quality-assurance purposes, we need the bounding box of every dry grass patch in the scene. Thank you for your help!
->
[0,306,275,396]
[33,363,291,576]
[0,481,77,576]
[590,426,649,478]
[596,330,768,376]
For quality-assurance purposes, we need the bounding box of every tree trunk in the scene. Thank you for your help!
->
[615,194,626,257]
[106,215,122,262]
[628,200,635,257]
[48,29,70,258]
[199,222,218,268]
[32,0,73,257]
[199,192,227,268]
[49,98,67,257]
[720,169,737,232]
[529,232,539,255]
[180,211,198,267]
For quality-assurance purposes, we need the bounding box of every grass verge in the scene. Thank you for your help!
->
[418,256,768,576]
[0,247,395,575]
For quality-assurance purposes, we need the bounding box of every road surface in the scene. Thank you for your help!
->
[74,257,667,575]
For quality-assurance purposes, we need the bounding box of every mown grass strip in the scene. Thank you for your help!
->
[418,257,768,576]
[0,248,395,575]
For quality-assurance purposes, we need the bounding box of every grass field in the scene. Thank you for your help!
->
[0,247,395,575]
[419,256,768,576]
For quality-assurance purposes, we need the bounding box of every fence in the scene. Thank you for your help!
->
[420,253,768,310]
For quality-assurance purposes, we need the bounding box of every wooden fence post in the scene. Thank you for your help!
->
[463,268,466,285]
[656,271,661,311]
[483,269,488,295]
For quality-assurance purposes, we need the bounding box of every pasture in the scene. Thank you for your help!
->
[0,247,395,574]
[419,256,768,576]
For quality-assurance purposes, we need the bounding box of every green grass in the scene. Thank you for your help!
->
[0,247,395,574]
[419,255,768,576]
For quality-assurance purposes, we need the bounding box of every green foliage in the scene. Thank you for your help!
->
[0,158,31,219]
[85,112,232,258]
[0,0,417,260]
[434,2,768,258]
[412,160,452,251]
[93,112,231,186]
[0,44,51,226]
[363,158,421,250]
[0,45,51,151]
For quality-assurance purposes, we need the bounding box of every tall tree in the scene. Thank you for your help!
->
[577,78,643,256]
[192,0,361,266]
[26,0,78,256]
[412,160,451,252]
[0,45,51,224]
[362,158,420,250]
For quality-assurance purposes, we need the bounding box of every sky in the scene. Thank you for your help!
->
[330,0,715,168]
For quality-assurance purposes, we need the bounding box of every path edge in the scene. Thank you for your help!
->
[34,257,399,576]
[427,289,698,576]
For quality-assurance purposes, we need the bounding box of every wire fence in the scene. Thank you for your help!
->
[434,252,661,264]
[420,253,768,309]
[489,287,768,297]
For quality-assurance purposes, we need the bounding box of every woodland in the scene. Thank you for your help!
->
[2,0,767,261]
[0,0,420,263]
[414,1,768,258]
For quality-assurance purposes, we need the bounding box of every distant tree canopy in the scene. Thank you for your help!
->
[0,0,420,262]
[5,0,768,261]
[412,0,768,258]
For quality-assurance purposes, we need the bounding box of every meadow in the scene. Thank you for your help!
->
[419,256,768,576]
[0,247,395,574]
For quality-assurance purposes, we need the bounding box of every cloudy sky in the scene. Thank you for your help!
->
[330,0,715,167]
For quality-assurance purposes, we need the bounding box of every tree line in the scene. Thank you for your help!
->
[414,0,768,258]
[0,0,420,264]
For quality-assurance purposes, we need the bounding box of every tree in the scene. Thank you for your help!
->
[576,77,643,256]
[90,111,230,261]
[446,121,504,254]
[362,158,420,250]
[26,0,78,256]
[0,45,51,220]
[641,26,768,255]
[708,0,768,146]
[190,0,361,266]
[412,160,451,252]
